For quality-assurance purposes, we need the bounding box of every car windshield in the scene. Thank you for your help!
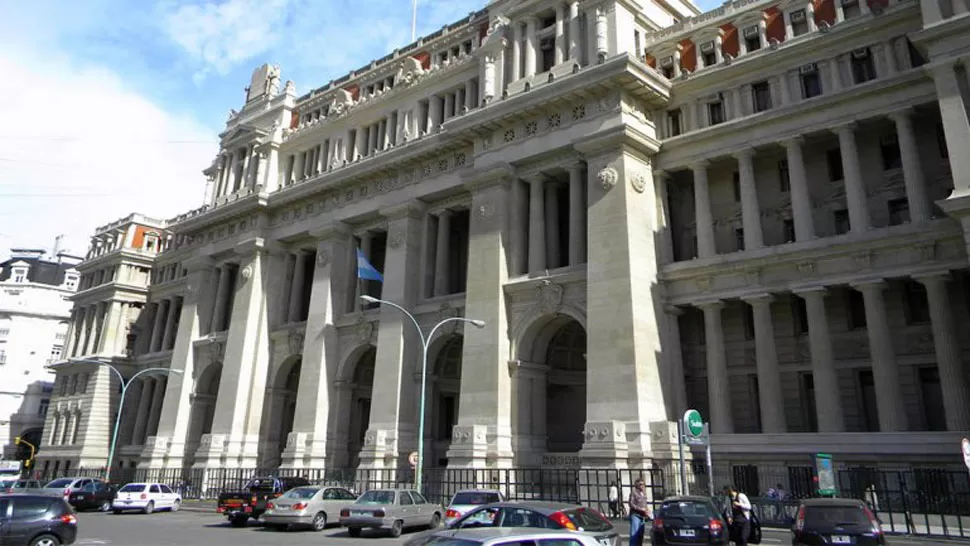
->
[0,479,14,488]
[659,500,719,518]
[563,508,613,532]
[246,479,277,492]
[119,484,146,493]
[283,487,319,500]
[357,490,395,505]
[452,492,502,505]
[804,505,872,529]
[45,479,73,488]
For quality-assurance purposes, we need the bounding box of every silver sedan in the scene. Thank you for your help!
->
[263,485,358,531]
[339,488,443,538]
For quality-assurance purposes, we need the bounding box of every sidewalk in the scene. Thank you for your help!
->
[179,499,217,513]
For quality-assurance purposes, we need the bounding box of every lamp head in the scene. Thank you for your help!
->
[469,319,486,328]
[360,295,379,304]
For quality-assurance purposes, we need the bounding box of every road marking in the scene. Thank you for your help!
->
[77,540,110,545]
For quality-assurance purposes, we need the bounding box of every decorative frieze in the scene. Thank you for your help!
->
[489,91,619,151]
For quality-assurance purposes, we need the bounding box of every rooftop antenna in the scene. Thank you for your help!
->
[411,0,418,42]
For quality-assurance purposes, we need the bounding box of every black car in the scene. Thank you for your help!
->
[792,498,885,546]
[65,480,115,512]
[651,495,729,545]
[0,494,78,546]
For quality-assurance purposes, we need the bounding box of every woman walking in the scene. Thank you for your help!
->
[628,478,652,546]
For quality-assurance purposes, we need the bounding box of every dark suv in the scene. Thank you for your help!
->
[792,498,885,546]
[0,494,78,546]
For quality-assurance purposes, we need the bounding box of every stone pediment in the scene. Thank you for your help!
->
[222,124,269,147]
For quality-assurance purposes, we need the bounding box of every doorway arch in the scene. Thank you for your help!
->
[429,335,462,467]
[186,362,222,466]
[347,346,376,468]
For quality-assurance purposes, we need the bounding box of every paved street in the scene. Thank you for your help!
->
[70,509,963,546]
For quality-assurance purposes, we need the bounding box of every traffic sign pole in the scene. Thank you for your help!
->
[677,420,688,496]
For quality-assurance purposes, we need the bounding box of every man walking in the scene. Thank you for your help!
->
[628,478,652,546]
[723,485,752,545]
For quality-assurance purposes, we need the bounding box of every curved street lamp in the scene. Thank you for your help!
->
[69,358,182,480]
[360,295,485,492]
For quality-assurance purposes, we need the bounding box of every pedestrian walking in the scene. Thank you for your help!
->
[608,482,620,519]
[723,485,752,546]
[628,478,652,546]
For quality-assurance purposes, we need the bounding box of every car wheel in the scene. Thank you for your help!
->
[100,500,111,512]
[390,520,404,538]
[312,512,327,532]
[430,513,441,529]
[347,527,362,537]
[171,500,181,512]
[144,501,155,515]
[113,510,123,515]
[29,535,61,546]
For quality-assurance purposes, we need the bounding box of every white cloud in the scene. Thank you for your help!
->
[160,0,291,81]
[0,51,217,259]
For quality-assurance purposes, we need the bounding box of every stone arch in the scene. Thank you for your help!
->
[428,334,463,467]
[186,362,222,465]
[511,313,587,463]
[267,355,301,464]
[345,345,376,469]
[510,304,586,364]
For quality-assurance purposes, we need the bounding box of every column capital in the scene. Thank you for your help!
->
[791,285,828,297]
[850,279,886,292]
[732,147,756,161]
[461,163,514,193]
[234,237,267,256]
[380,200,426,221]
[653,169,670,181]
[781,136,805,149]
[888,107,916,123]
[695,299,724,311]
[309,220,352,241]
[664,304,685,316]
[913,271,952,286]
[689,160,711,171]
[741,293,775,306]
[833,121,860,136]
[523,172,550,185]
[566,159,586,172]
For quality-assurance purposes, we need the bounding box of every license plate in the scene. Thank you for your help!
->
[353,511,371,516]
[831,536,851,544]
[679,529,696,538]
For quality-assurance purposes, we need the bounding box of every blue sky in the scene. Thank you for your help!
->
[0,0,719,259]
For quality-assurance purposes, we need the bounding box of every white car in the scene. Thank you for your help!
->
[444,489,505,526]
[112,482,182,514]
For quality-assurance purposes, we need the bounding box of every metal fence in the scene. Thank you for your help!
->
[26,462,970,538]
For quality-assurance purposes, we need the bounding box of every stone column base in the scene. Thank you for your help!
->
[140,436,172,468]
[280,432,329,469]
[446,424,514,469]
[222,434,261,468]
[357,428,403,487]
[192,433,227,469]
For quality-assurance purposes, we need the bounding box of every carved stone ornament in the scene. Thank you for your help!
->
[597,166,619,190]
[240,265,254,282]
[535,280,564,314]
[356,316,375,342]
[208,340,225,363]
[630,171,647,194]
[288,330,305,355]
[388,229,406,249]
[478,201,495,219]
[438,302,461,334]
[316,249,330,267]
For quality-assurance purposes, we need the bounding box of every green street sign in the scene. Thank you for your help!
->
[683,409,704,438]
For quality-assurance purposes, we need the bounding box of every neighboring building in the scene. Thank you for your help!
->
[41,0,970,485]
[36,215,170,474]
[0,248,81,461]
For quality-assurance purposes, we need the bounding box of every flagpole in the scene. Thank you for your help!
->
[411,0,418,42]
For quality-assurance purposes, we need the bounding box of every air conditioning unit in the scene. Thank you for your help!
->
[800,62,818,74]
[700,41,715,53]
[852,48,870,59]
[660,55,675,67]
[790,9,806,21]
[743,25,760,37]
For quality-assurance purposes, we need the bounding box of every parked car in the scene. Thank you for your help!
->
[111,483,181,515]
[650,496,729,545]
[339,488,443,538]
[444,489,505,526]
[216,476,309,527]
[409,527,608,546]
[447,502,618,546]
[37,479,95,503]
[64,480,115,512]
[263,485,358,531]
[0,494,78,546]
[0,480,43,495]
[792,498,885,546]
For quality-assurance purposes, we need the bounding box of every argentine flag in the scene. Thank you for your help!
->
[356,249,384,282]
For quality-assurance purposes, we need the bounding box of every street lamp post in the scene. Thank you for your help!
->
[360,295,485,493]
[69,358,182,480]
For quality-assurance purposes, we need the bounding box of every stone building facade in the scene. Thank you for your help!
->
[43,0,970,476]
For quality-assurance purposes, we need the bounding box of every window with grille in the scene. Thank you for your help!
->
[752,81,773,112]
[851,48,877,84]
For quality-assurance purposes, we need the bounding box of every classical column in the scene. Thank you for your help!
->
[700,301,733,434]
[664,305,688,418]
[429,96,443,132]
[524,17,538,77]
[210,266,231,333]
[434,210,452,296]
[890,109,931,223]
[207,239,273,467]
[568,162,586,265]
[743,295,786,433]
[853,281,906,432]
[511,21,523,82]
[782,137,816,241]
[287,250,307,323]
[692,162,716,258]
[528,177,546,273]
[131,379,155,445]
[444,94,455,121]
[835,123,871,233]
[509,180,528,276]
[931,62,970,197]
[915,274,970,431]
[146,377,166,436]
[554,3,566,66]
[827,57,842,93]
[148,301,167,353]
[568,1,581,62]
[147,259,215,467]
[655,170,675,265]
[545,180,561,268]
[281,223,351,468]
[161,298,179,351]
[362,202,425,471]
[464,80,476,111]
[594,6,608,62]
[369,122,380,154]
[735,148,764,249]
[795,288,844,432]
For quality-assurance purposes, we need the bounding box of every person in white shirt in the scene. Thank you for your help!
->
[607,482,620,518]
[723,485,752,545]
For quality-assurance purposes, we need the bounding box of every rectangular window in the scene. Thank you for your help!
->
[888,197,910,226]
[880,134,902,171]
[744,26,762,52]
[752,81,773,112]
[38,400,49,417]
[702,46,717,67]
[826,148,844,181]
[662,65,675,79]
[49,345,63,363]
[907,39,926,68]
[668,109,682,137]
[783,219,796,242]
[801,69,822,99]
[842,0,862,18]
[851,48,877,84]
[903,279,930,324]
[708,101,725,125]
[792,296,809,334]
[790,9,810,36]
[847,288,867,329]
[778,159,790,192]
[735,228,746,252]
